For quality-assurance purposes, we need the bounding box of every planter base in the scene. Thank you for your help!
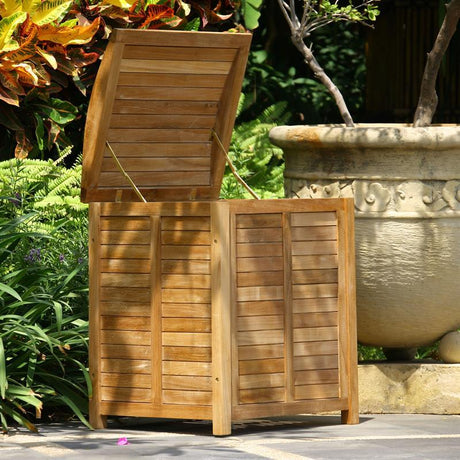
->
[359,363,460,414]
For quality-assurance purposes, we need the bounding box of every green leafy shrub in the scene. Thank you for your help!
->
[0,158,89,432]
[221,97,290,199]
[0,0,243,161]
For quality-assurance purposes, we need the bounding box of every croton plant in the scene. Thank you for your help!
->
[0,0,241,159]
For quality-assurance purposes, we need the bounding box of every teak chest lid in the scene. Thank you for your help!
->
[81,29,251,203]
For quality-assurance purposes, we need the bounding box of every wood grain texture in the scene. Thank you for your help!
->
[88,203,107,428]
[210,202,232,436]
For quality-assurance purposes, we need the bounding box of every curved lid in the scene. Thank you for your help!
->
[81,29,251,202]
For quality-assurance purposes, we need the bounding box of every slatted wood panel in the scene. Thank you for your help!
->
[161,215,213,406]
[235,213,285,405]
[290,212,340,401]
[88,200,357,434]
[98,214,153,404]
[81,30,251,202]
[230,204,344,410]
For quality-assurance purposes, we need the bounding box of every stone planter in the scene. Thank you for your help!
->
[269,124,460,350]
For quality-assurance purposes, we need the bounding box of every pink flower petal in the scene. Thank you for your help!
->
[117,437,129,446]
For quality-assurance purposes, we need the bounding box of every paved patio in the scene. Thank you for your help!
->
[2,414,459,459]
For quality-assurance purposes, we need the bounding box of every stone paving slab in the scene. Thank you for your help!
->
[1,414,459,459]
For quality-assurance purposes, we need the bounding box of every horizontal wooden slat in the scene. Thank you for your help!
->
[162,303,210,318]
[237,271,283,287]
[162,361,211,376]
[237,315,284,331]
[236,242,283,258]
[101,344,151,359]
[100,217,150,231]
[294,369,339,386]
[107,128,210,143]
[239,373,285,390]
[292,298,338,313]
[100,302,151,316]
[162,288,211,304]
[237,257,283,273]
[237,286,284,302]
[120,59,233,74]
[100,287,150,303]
[122,45,237,62]
[236,228,283,243]
[100,202,210,217]
[161,274,211,289]
[161,231,210,245]
[101,373,151,388]
[116,73,227,88]
[231,399,347,420]
[101,157,210,173]
[101,316,151,331]
[100,245,150,259]
[291,212,337,227]
[115,86,222,102]
[100,273,151,288]
[161,245,211,260]
[162,346,211,362]
[294,384,339,400]
[236,214,282,228]
[162,318,211,333]
[112,29,251,48]
[292,283,338,299]
[101,330,151,346]
[238,330,284,346]
[292,255,339,270]
[162,375,212,391]
[101,387,151,402]
[291,240,337,256]
[101,359,151,374]
[100,230,151,245]
[239,387,285,404]
[293,326,338,343]
[101,259,151,273]
[162,332,211,347]
[294,341,338,357]
[238,344,284,360]
[99,171,210,187]
[105,143,212,158]
[291,226,337,241]
[239,358,284,375]
[109,114,216,129]
[112,100,219,115]
[292,269,338,285]
[99,401,212,419]
[237,300,285,317]
[161,260,210,274]
[162,389,212,405]
[162,217,211,231]
[293,312,338,328]
[293,355,338,371]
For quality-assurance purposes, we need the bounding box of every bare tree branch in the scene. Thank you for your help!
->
[413,0,460,127]
[276,0,379,126]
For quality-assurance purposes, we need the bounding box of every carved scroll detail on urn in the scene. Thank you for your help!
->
[288,179,460,217]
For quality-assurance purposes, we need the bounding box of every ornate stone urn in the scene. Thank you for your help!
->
[269,124,460,352]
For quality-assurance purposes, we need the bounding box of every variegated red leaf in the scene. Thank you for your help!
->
[15,130,33,159]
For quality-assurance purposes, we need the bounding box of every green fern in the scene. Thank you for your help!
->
[221,98,291,199]
[0,157,87,222]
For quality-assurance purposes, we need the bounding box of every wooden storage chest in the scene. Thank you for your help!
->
[82,29,358,436]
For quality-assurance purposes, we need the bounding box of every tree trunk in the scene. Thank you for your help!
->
[291,35,355,127]
[413,0,460,127]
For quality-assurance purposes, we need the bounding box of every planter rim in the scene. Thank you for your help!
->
[269,123,460,150]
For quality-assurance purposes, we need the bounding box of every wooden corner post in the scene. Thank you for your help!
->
[88,203,108,429]
[339,198,359,424]
[211,202,232,436]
